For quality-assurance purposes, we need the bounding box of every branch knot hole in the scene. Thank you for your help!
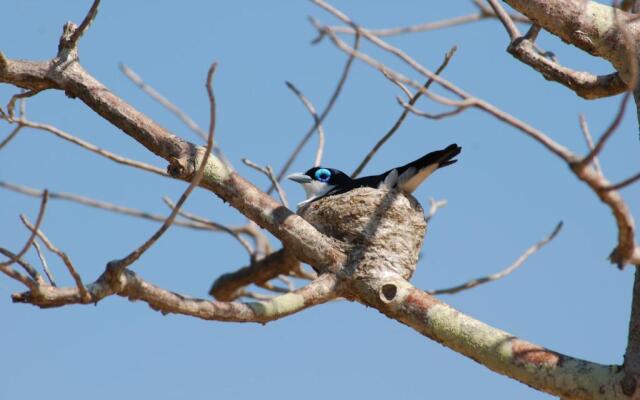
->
[380,283,397,303]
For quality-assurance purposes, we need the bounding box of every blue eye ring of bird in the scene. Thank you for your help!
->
[314,168,332,182]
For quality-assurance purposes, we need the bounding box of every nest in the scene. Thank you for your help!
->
[299,187,427,280]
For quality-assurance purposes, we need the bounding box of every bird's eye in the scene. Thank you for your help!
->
[315,168,331,182]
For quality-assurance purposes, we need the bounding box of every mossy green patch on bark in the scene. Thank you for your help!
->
[199,151,231,184]
[248,292,306,318]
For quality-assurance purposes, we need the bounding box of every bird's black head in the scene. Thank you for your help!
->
[287,167,354,206]
[303,167,353,187]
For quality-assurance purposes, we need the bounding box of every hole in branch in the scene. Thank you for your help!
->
[380,283,397,302]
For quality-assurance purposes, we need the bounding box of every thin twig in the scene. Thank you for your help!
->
[0,246,39,283]
[269,32,360,192]
[277,275,295,291]
[20,216,88,300]
[161,196,255,255]
[486,0,521,40]
[6,90,39,121]
[0,125,23,151]
[604,171,640,191]
[0,248,38,290]
[107,62,218,274]
[429,222,563,295]
[33,240,56,287]
[310,11,574,162]
[581,89,631,168]
[67,0,101,49]
[382,69,413,98]
[285,81,326,166]
[322,2,529,38]
[119,64,232,168]
[0,180,217,230]
[578,114,602,175]
[15,118,168,177]
[120,63,208,141]
[351,46,457,178]
[397,96,474,120]
[0,190,49,270]
[291,264,318,281]
[257,281,291,294]
[243,158,289,208]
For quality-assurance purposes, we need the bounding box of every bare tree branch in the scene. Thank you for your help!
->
[120,63,209,142]
[242,158,289,208]
[358,277,624,399]
[486,0,520,39]
[351,46,457,178]
[0,180,218,231]
[210,249,300,301]
[323,1,529,37]
[503,0,638,86]
[0,189,48,271]
[65,0,101,50]
[6,89,39,121]
[161,196,255,255]
[32,241,56,287]
[12,268,339,324]
[582,93,631,168]
[0,124,22,151]
[20,216,88,301]
[487,0,629,99]
[269,32,360,192]
[312,1,639,267]
[605,170,640,191]
[397,96,474,120]
[107,62,219,275]
[578,114,602,175]
[11,118,169,177]
[309,9,575,162]
[285,81,325,167]
[119,63,232,168]
[0,248,38,290]
[429,222,563,295]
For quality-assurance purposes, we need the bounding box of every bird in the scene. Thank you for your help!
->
[287,143,461,207]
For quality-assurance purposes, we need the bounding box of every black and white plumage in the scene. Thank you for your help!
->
[287,143,461,207]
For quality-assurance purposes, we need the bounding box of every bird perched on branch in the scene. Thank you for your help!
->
[288,143,461,207]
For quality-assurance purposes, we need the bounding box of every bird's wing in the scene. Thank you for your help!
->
[378,168,398,190]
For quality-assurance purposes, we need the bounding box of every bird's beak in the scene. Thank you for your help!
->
[287,172,312,184]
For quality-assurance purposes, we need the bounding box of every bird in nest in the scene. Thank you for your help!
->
[287,143,461,207]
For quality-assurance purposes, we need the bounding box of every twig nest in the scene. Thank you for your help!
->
[299,187,426,280]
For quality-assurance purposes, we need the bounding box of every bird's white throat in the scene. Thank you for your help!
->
[299,181,336,207]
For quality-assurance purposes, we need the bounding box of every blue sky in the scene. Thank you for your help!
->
[1,2,639,399]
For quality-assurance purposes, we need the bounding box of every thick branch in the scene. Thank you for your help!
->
[0,37,345,273]
[508,38,627,99]
[353,278,625,399]
[210,249,299,301]
[504,0,638,82]
[12,269,338,324]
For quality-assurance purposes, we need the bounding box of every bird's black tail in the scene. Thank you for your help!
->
[405,143,461,172]
[435,143,462,168]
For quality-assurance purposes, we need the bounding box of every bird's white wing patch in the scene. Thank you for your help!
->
[397,164,438,193]
[379,169,398,190]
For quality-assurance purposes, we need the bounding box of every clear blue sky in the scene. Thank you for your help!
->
[1,2,639,399]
